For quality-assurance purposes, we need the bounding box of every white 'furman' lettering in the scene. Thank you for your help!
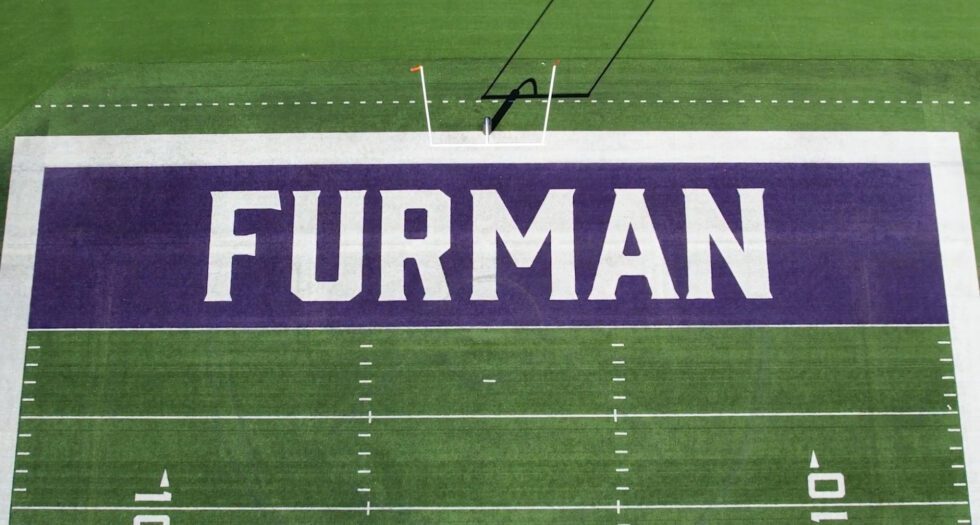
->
[204,188,770,302]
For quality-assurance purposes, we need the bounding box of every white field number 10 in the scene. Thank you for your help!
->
[132,469,171,524]
[809,451,848,522]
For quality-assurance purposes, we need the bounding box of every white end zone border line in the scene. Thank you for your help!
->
[0,131,977,522]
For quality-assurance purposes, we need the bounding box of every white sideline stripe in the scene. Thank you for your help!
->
[942,358,954,362]
[12,488,25,493]
[26,346,39,350]
[13,470,26,474]
[11,501,968,512]
[939,341,952,345]
[18,411,957,421]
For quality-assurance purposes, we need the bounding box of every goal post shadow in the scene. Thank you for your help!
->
[481,0,656,101]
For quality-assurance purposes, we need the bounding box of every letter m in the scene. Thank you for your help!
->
[471,189,576,300]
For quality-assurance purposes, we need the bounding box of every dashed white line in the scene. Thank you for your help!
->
[26,346,40,350]
[359,380,373,384]
[616,468,630,473]
[482,379,497,384]
[360,344,373,349]
[611,343,625,347]
[358,433,371,438]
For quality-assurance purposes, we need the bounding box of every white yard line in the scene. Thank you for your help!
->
[19,411,957,421]
[11,501,969,512]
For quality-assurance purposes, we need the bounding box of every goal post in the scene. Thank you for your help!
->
[410,61,559,147]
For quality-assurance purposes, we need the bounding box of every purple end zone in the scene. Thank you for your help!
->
[29,163,946,328]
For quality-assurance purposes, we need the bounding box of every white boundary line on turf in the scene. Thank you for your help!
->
[10,500,969,513]
[19,410,957,421]
[0,131,977,523]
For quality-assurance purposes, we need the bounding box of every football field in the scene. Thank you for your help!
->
[8,327,971,523]
[1,2,980,525]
